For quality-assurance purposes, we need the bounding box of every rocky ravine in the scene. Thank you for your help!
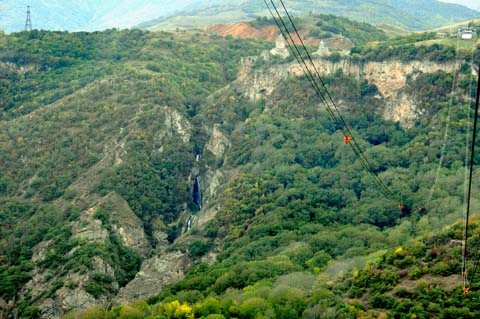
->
[111,55,456,308]
[4,52,459,318]
[114,121,232,305]
[1,75,233,318]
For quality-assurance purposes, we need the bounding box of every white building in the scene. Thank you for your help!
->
[270,35,290,58]
[313,40,330,57]
[458,28,477,40]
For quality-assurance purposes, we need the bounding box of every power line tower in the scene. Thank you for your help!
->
[24,5,32,31]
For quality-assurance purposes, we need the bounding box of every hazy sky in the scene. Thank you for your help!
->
[0,0,201,32]
[440,0,480,11]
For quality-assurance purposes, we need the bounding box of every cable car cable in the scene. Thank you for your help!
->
[270,0,401,204]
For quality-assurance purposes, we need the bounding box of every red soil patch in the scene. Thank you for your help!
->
[207,22,279,42]
[205,22,321,46]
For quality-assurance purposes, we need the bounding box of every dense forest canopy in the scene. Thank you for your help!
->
[0,12,480,319]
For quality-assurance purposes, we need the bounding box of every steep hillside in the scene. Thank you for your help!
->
[0,29,269,318]
[72,42,480,318]
[1,24,480,319]
[206,15,387,47]
[143,0,480,32]
[340,221,480,318]
[72,221,480,319]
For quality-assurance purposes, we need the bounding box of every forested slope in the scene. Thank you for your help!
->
[0,16,479,319]
[0,29,268,318]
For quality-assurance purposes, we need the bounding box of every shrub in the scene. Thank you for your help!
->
[189,241,212,257]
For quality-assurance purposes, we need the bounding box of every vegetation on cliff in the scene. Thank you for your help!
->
[0,13,479,319]
[0,28,268,317]
[66,223,480,319]
[72,41,479,318]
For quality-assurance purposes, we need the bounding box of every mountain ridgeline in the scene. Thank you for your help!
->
[143,0,480,32]
[1,0,477,33]
[0,13,480,319]
[0,0,211,32]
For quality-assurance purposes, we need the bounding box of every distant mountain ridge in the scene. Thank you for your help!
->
[144,0,480,32]
[0,0,479,33]
[0,0,206,32]
[440,0,480,11]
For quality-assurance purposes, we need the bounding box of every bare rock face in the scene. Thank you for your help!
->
[100,192,150,254]
[59,288,96,315]
[71,211,109,243]
[191,169,225,230]
[38,299,64,319]
[204,170,224,203]
[21,251,118,318]
[237,56,258,82]
[57,257,116,315]
[236,56,457,128]
[361,60,456,98]
[31,240,53,263]
[194,206,218,231]
[384,93,419,129]
[115,251,187,304]
[188,127,230,232]
[0,62,39,74]
[206,124,230,159]
[17,195,148,319]
[56,272,95,313]
[236,57,290,101]
[21,269,55,306]
[162,107,192,143]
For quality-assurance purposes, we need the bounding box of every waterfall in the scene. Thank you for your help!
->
[186,214,196,232]
[193,177,202,209]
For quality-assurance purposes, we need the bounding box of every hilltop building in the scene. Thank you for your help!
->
[270,35,290,58]
[313,40,330,57]
[458,28,477,40]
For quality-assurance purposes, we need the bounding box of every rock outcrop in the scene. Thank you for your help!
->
[71,210,109,243]
[236,57,456,128]
[162,107,192,143]
[115,251,188,304]
[384,92,419,129]
[100,192,150,254]
[206,124,230,160]
[0,62,39,74]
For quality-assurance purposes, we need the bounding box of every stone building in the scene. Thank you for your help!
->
[270,35,290,58]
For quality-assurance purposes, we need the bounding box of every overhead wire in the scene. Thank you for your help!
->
[424,37,461,207]
[275,0,401,203]
[463,59,480,293]
[276,0,400,204]
[265,0,394,202]
[268,0,480,294]
[265,0,401,205]
[263,0,341,128]
[461,40,477,293]
[464,44,477,215]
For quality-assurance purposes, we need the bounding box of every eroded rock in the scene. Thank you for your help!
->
[115,251,187,304]
[206,125,230,159]
[236,56,456,127]
[100,192,150,254]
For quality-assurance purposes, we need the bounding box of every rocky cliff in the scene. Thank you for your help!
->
[236,57,457,128]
